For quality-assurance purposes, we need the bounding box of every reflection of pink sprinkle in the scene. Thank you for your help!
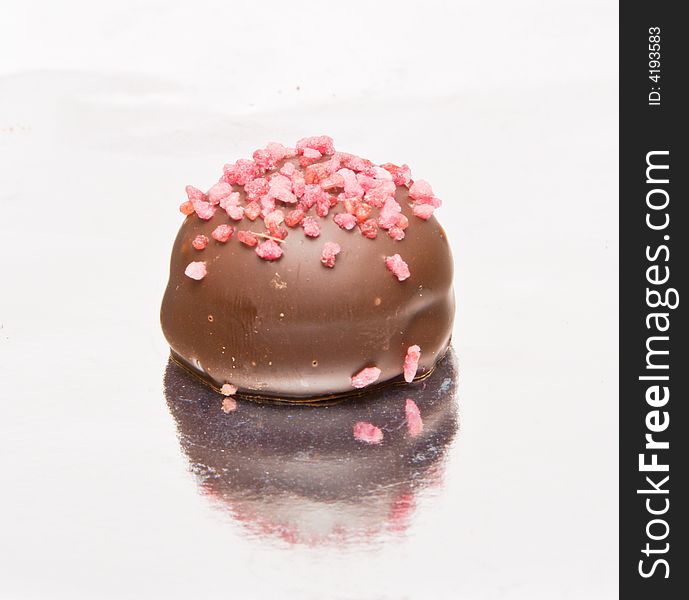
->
[403,345,421,383]
[221,397,237,413]
[255,239,283,260]
[212,224,235,243]
[353,421,384,444]
[351,366,381,388]
[320,242,341,268]
[385,254,410,281]
[179,200,194,215]
[221,383,238,396]
[184,261,207,280]
[333,213,357,230]
[192,234,209,250]
[409,179,434,201]
[412,203,435,220]
[405,399,424,437]
[302,216,321,238]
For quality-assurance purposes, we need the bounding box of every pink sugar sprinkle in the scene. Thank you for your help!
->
[381,163,412,186]
[260,196,277,217]
[291,171,306,198]
[417,196,442,208]
[179,201,194,215]
[296,135,335,156]
[221,397,237,413]
[212,224,235,243]
[378,197,402,229]
[255,239,283,260]
[354,202,373,223]
[351,366,382,389]
[221,383,238,396]
[192,234,209,250]
[333,212,357,230]
[264,209,285,229]
[385,254,410,281]
[359,219,379,239]
[244,201,261,221]
[397,214,409,230]
[372,166,393,181]
[316,192,334,218]
[353,421,384,444]
[244,177,270,203]
[301,184,325,210]
[320,242,341,268]
[226,205,245,221]
[284,208,305,227]
[405,399,424,437]
[387,226,405,241]
[268,174,297,204]
[337,168,364,198]
[412,203,436,220]
[302,147,322,159]
[364,180,396,208]
[336,152,371,172]
[191,198,216,221]
[320,173,345,190]
[184,261,207,280]
[185,185,206,202]
[302,216,321,238]
[279,162,296,177]
[403,345,421,383]
[304,157,340,184]
[219,191,241,211]
[223,159,262,186]
[237,230,259,247]
[207,182,233,205]
[409,179,434,201]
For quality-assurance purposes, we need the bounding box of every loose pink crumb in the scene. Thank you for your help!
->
[184,261,207,280]
[405,399,424,437]
[221,383,238,396]
[412,203,436,220]
[320,242,341,268]
[255,239,283,260]
[403,345,421,383]
[179,200,195,215]
[221,397,237,413]
[385,254,410,281]
[212,224,235,243]
[351,366,381,388]
[192,234,209,250]
[353,421,384,444]
[333,212,357,230]
[409,179,434,201]
[302,216,321,237]
[237,230,259,247]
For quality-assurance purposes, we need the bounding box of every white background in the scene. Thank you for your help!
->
[0,1,618,598]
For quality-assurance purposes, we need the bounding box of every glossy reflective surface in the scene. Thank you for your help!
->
[1,2,617,597]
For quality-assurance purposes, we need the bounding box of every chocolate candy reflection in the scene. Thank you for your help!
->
[164,350,459,546]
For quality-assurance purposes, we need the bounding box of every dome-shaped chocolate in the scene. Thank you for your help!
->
[160,139,455,399]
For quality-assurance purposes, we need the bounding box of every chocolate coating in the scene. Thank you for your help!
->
[161,162,455,398]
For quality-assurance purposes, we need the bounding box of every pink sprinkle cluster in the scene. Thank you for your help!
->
[351,366,382,389]
[403,345,421,382]
[353,421,384,444]
[179,136,441,280]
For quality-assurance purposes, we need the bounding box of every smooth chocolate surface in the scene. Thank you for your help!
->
[161,157,454,398]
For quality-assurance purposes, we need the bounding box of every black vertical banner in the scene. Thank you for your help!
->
[620,3,687,599]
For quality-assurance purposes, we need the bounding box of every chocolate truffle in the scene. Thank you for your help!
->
[160,136,454,399]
